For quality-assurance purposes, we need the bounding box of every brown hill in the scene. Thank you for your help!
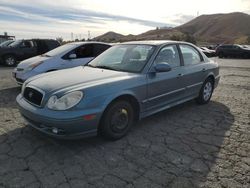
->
[122,28,185,41]
[93,12,250,44]
[94,29,190,43]
[93,31,125,42]
[176,12,250,43]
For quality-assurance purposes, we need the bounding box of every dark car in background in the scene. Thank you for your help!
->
[216,44,250,58]
[0,39,60,66]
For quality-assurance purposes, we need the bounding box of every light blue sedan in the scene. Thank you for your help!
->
[12,42,111,84]
[17,40,220,140]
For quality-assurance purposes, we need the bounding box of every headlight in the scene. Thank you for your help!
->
[26,61,44,72]
[47,91,83,110]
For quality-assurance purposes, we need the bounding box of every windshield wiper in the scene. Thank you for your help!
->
[94,65,118,71]
[87,64,96,68]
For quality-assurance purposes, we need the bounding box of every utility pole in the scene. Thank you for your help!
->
[71,32,73,41]
[88,31,91,40]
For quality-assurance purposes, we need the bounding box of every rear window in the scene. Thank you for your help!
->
[45,40,60,50]
[35,40,60,54]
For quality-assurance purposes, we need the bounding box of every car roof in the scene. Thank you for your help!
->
[67,41,111,46]
[120,40,192,46]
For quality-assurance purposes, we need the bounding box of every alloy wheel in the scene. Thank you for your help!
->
[203,82,212,101]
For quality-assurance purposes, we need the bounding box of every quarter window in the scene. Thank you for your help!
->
[180,45,201,65]
[154,45,180,68]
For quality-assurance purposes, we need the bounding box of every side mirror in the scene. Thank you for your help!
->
[68,54,77,59]
[154,62,171,72]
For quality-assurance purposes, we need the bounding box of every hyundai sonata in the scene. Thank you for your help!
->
[17,40,220,140]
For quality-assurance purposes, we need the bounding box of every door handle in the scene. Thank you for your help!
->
[202,68,206,72]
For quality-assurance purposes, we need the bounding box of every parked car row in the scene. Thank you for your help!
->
[16,40,220,140]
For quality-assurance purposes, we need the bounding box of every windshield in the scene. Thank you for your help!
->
[9,40,22,47]
[0,40,13,47]
[45,43,76,57]
[88,44,155,73]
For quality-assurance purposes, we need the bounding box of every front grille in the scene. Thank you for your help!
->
[23,87,43,106]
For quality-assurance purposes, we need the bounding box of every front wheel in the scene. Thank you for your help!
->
[99,100,135,140]
[196,78,214,104]
[4,55,17,66]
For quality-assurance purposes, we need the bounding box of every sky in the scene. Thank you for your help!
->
[0,0,249,40]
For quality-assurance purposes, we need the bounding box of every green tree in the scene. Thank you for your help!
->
[56,37,63,44]
[170,34,181,41]
[184,34,196,44]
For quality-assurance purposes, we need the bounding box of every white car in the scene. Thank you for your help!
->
[12,42,111,84]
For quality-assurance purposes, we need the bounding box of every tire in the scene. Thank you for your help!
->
[196,78,214,105]
[218,52,224,58]
[4,55,17,67]
[99,100,135,140]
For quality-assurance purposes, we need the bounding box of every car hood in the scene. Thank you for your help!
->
[17,55,51,69]
[26,66,138,94]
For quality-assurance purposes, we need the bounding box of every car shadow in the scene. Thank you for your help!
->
[0,86,20,108]
[0,99,234,187]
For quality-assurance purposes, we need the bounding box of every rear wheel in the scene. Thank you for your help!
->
[4,55,17,66]
[196,78,214,104]
[218,52,224,58]
[99,100,135,140]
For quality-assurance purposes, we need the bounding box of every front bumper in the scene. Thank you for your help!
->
[12,69,39,85]
[16,94,102,139]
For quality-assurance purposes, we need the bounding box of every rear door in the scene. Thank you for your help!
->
[146,44,186,112]
[179,44,207,98]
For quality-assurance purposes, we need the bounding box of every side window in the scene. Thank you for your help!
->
[180,45,201,65]
[154,45,180,68]
[22,41,34,48]
[74,44,94,58]
[233,45,240,50]
[93,44,111,57]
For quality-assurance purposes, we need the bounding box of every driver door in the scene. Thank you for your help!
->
[146,45,186,112]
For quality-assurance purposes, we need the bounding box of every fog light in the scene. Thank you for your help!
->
[52,127,58,134]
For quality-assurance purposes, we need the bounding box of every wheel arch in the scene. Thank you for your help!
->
[204,73,215,87]
[3,53,17,59]
[46,69,58,72]
[99,93,141,131]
